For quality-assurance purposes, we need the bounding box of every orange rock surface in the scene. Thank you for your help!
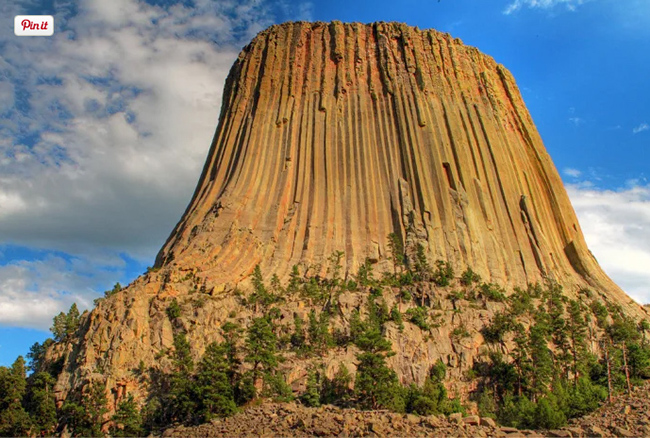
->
[157,21,634,306]
[47,21,647,409]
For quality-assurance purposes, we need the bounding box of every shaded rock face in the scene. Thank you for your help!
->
[48,21,648,409]
[157,21,625,300]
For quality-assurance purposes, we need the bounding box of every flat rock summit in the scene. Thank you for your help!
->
[45,21,648,418]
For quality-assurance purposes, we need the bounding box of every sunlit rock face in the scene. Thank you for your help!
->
[48,21,647,410]
[157,21,630,302]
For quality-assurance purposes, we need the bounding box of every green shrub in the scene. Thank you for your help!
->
[166,299,181,320]
[460,268,481,286]
[433,260,454,287]
[406,307,430,330]
[479,283,506,302]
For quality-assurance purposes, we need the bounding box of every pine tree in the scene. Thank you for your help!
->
[321,364,352,405]
[300,369,321,407]
[62,380,108,437]
[287,265,302,294]
[168,332,197,424]
[566,300,589,386]
[111,394,143,437]
[511,325,531,397]
[244,317,279,389]
[26,339,53,373]
[221,322,243,389]
[51,311,67,342]
[413,243,431,282]
[250,265,276,312]
[65,303,81,337]
[25,371,57,436]
[195,342,237,420]
[406,360,461,416]
[387,232,405,273]
[545,283,570,377]
[308,310,331,354]
[0,357,31,436]
[353,297,403,411]
[291,314,306,351]
[355,351,403,411]
[528,323,553,401]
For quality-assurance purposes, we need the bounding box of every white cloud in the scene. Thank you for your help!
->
[0,0,306,257]
[569,117,585,126]
[0,0,312,329]
[563,168,582,178]
[504,0,590,14]
[567,183,650,304]
[633,122,649,134]
[0,255,123,330]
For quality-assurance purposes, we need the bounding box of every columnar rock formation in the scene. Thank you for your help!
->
[157,21,630,306]
[47,21,647,409]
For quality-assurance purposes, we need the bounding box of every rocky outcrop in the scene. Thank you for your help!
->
[155,21,637,309]
[46,21,648,410]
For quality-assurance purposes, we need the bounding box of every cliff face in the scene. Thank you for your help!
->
[47,21,647,410]
[156,21,622,298]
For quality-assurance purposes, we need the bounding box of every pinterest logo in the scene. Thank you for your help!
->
[14,15,54,36]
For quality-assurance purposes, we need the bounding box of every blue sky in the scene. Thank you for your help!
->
[0,0,648,366]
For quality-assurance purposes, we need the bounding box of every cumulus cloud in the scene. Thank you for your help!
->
[633,122,649,134]
[0,0,308,257]
[0,0,311,329]
[504,0,590,14]
[567,182,650,304]
[0,254,124,330]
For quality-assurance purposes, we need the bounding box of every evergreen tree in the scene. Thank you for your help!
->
[24,371,57,436]
[51,311,68,342]
[406,360,461,416]
[166,298,181,320]
[163,332,197,424]
[0,357,31,436]
[111,394,143,437]
[26,339,53,373]
[62,380,108,437]
[300,369,321,407]
[221,322,243,389]
[244,317,279,388]
[250,265,275,312]
[527,323,553,400]
[291,313,306,351]
[353,296,403,411]
[387,232,406,273]
[545,283,570,376]
[195,342,237,420]
[105,282,123,299]
[65,303,81,338]
[511,325,531,397]
[287,265,302,294]
[356,258,376,287]
[308,310,331,354]
[566,300,589,385]
[413,243,431,282]
[355,351,403,411]
[321,364,352,405]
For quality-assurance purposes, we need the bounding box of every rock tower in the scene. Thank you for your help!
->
[48,21,647,408]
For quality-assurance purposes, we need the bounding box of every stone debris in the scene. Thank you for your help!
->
[162,382,650,438]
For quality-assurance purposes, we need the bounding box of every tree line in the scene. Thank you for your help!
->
[1,232,649,435]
